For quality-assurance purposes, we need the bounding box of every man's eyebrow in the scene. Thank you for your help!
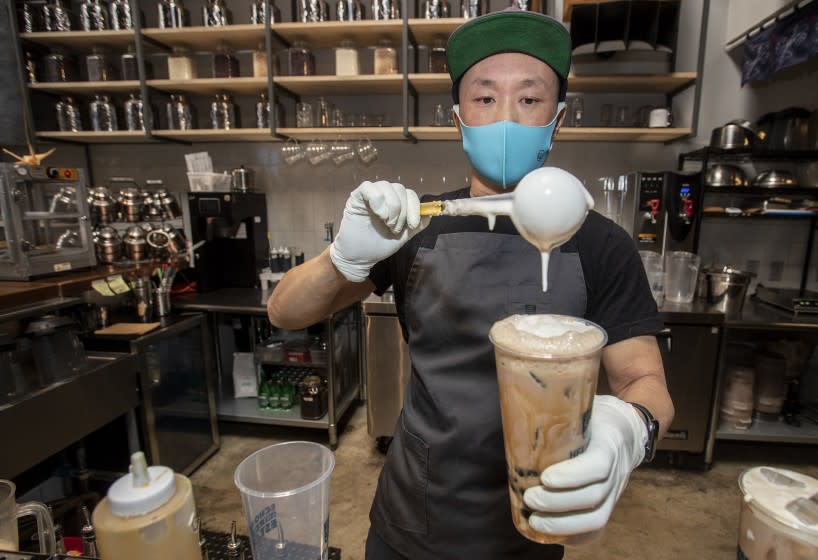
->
[470,78,496,87]
[469,77,547,87]
[520,78,545,87]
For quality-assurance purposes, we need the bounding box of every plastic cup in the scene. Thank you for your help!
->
[639,250,664,306]
[234,441,334,560]
[489,314,607,545]
[663,251,701,303]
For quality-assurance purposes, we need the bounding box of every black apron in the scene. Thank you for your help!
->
[369,228,588,559]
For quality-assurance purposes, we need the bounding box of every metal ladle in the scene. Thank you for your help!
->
[419,167,594,291]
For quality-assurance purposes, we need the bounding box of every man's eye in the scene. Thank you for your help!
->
[522,97,539,105]
[477,97,494,104]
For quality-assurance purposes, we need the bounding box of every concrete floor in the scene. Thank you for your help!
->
[191,403,818,560]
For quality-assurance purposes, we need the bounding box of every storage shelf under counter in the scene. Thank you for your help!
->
[716,417,818,445]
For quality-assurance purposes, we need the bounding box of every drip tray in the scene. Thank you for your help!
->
[755,284,818,315]
[201,529,341,560]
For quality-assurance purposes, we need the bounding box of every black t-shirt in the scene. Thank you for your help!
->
[370,187,663,344]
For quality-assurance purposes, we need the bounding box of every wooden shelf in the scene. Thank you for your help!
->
[148,77,268,96]
[409,72,697,94]
[153,129,278,142]
[272,21,402,48]
[409,73,451,93]
[409,126,459,140]
[37,130,152,143]
[569,72,697,93]
[142,24,266,51]
[276,74,402,95]
[20,30,136,50]
[558,127,692,142]
[29,81,141,95]
[409,126,692,142]
[407,18,465,45]
[278,127,405,140]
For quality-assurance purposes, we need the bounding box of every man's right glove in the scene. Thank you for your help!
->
[330,181,424,282]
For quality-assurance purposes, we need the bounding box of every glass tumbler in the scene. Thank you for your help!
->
[663,251,701,304]
[296,102,314,128]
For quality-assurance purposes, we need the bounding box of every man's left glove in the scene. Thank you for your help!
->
[523,395,648,539]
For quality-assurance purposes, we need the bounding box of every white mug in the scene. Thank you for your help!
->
[649,107,673,128]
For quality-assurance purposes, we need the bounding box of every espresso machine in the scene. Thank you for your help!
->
[627,171,701,254]
[185,192,268,292]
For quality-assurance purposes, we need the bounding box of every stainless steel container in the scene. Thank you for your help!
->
[94,226,122,263]
[231,166,255,192]
[697,266,755,317]
[109,0,135,29]
[119,187,144,222]
[203,0,230,26]
[336,0,364,20]
[80,0,109,30]
[155,188,181,219]
[250,0,281,23]
[89,186,116,225]
[123,226,148,261]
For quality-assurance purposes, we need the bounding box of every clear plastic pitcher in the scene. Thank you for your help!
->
[664,251,701,303]
[234,441,334,560]
[639,250,664,305]
[0,480,56,553]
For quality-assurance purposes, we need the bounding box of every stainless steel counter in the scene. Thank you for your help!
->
[173,287,271,315]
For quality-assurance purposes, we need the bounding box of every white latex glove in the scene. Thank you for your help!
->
[330,181,424,282]
[523,395,648,539]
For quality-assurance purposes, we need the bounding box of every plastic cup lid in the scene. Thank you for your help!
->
[739,466,818,535]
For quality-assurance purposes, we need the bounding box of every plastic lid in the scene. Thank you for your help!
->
[739,466,818,535]
[107,452,177,517]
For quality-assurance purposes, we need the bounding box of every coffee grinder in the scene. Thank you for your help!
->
[185,192,268,292]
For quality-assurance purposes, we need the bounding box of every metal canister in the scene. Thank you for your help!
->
[109,0,134,29]
[122,226,148,261]
[158,0,187,28]
[336,0,364,20]
[461,0,484,18]
[89,186,115,225]
[299,0,328,22]
[90,94,118,131]
[43,0,72,31]
[19,3,40,32]
[250,0,281,23]
[371,0,399,19]
[124,93,152,131]
[94,226,122,264]
[119,188,144,222]
[154,188,181,219]
[56,97,82,132]
[210,93,238,130]
[161,224,186,255]
[49,186,78,213]
[422,0,449,18]
[166,94,194,130]
[231,166,255,192]
[80,0,109,31]
[203,0,230,26]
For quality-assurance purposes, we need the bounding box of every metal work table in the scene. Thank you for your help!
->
[174,288,361,449]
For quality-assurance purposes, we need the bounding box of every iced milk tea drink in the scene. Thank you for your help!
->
[489,314,607,544]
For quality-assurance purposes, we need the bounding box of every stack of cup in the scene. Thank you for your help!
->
[639,250,664,306]
[720,365,755,429]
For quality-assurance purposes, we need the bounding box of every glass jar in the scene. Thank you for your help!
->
[296,101,313,128]
[256,93,284,128]
[299,0,329,22]
[90,94,117,131]
[44,51,77,82]
[167,47,196,80]
[56,97,82,132]
[316,97,331,127]
[335,0,363,20]
[19,3,39,32]
[335,40,359,76]
[422,0,449,18]
[158,0,188,28]
[166,94,194,130]
[86,48,114,81]
[124,93,152,131]
[250,0,281,23]
[42,0,72,31]
[252,44,276,77]
[428,38,447,73]
[121,46,139,80]
[212,46,239,78]
[202,0,230,26]
[80,0,109,30]
[288,41,315,76]
[373,39,397,75]
[371,0,399,20]
[109,0,135,29]
[211,93,238,129]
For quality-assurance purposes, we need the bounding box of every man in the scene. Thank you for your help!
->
[269,8,674,560]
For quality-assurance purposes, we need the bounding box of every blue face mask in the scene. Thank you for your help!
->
[454,102,565,189]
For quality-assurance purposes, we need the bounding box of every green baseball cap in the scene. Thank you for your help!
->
[447,8,571,102]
